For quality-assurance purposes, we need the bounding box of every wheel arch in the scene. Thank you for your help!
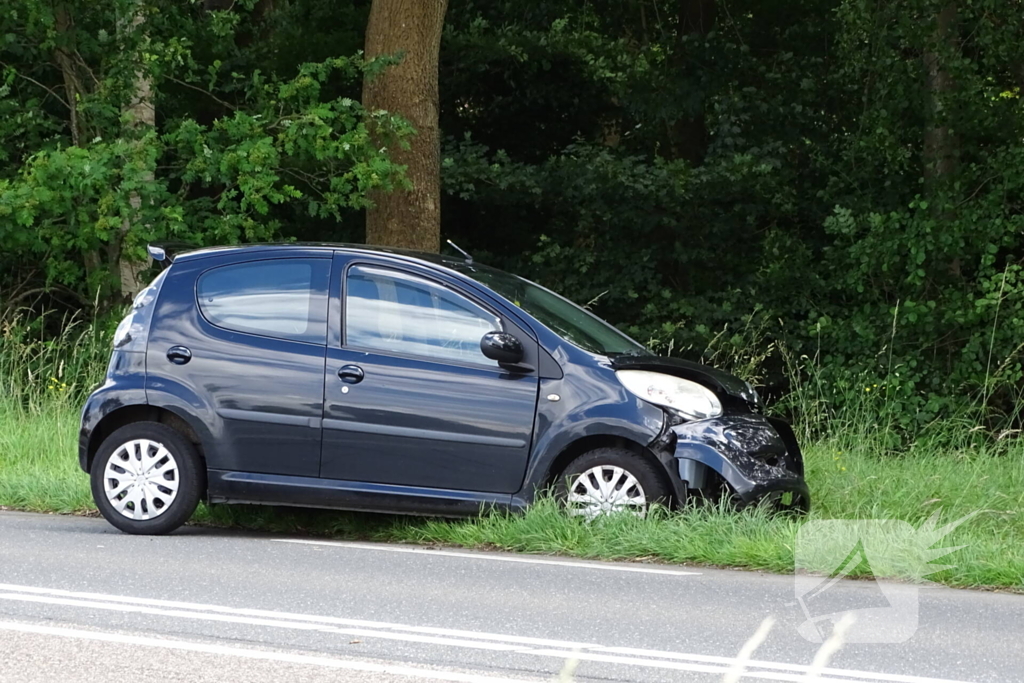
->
[86,405,208,475]
[543,434,679,505]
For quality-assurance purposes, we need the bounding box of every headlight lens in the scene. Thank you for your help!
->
[616,370,723,421]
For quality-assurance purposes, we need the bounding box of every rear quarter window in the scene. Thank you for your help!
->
[196,258,330,344]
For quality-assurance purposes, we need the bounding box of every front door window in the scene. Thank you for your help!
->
[345,265,500,365]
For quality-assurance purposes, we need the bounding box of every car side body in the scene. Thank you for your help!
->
[80,244,809,524]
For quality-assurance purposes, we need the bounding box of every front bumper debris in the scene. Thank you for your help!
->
[672,414,810,512]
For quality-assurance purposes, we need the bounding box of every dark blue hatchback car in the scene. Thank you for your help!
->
[80,243,809,534]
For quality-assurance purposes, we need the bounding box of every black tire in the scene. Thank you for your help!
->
[90,421,204,535]
[554,447,672,516]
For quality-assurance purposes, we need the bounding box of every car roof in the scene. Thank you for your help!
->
[171,242,475,272]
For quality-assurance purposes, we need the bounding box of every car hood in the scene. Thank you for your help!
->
[609,355,760,406]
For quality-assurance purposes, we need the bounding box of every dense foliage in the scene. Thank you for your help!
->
[2,0,1024,432]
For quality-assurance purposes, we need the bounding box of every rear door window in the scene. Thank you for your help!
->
[197,259,330,344]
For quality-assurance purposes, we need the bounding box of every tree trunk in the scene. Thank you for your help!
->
[55,5,105,288]
[669,0,716,165]
[362,0,448,252]
[118,6,155,299]
[54,6,82,147]
[922,2,960,280]
[922,3,958,186]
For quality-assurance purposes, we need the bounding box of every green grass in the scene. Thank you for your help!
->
[1,312,1021,590]
[2,397,1021,590]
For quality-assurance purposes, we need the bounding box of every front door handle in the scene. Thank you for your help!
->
[167,346,192,365]
[338,364,364,384]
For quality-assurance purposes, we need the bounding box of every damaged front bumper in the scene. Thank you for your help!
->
[671,414,810,512]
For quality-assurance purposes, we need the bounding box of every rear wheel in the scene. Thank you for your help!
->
[90,421,203,535]
[554,447,671,520]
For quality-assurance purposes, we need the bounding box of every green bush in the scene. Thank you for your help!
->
[3,0,1024,433]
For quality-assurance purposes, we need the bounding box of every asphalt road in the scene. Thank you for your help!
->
[0,511,1019,683]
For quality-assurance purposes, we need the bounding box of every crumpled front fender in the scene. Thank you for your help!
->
[672,414,810,512]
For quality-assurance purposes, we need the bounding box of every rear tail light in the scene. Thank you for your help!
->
[112,269,168,351]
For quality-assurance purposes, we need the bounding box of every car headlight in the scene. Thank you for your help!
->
[615,370,723,421]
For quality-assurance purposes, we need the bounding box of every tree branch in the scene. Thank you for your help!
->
[166,76,236,111]
[0,62,70,110]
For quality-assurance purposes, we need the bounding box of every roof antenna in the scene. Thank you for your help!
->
[446,239,473,264]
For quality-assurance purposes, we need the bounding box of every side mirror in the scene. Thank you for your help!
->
[480,331,524,365]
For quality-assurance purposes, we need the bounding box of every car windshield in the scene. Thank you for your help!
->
[460,264,648,356]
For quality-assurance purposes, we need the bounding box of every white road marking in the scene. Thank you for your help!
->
[272,538,703,576]
[0,583,974,683]
[0,620,540,683]
[0,583,589,649]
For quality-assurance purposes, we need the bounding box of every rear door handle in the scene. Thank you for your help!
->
[338,364,364,384]
[166,346,192,365]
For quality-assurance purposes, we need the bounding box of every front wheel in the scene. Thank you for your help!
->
[90,422,203,535]
[554,447,671,520]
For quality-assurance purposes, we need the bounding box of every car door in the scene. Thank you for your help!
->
[146,253,330,478]
[320,257,540,494]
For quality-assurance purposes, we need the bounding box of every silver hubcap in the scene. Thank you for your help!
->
[103,439,179,521]
[567,465,647,520]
